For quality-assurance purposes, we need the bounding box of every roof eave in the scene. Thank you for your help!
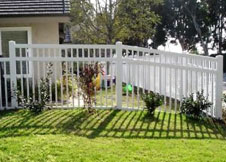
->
[0,13,70,18]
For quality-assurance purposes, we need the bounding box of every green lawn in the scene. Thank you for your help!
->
[0,109,226,162]
[95,85,179,111]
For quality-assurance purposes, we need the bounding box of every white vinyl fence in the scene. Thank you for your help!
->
[0,41,223,119]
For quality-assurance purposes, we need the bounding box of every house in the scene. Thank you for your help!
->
[0,0,70,57]
[0,0,71,107]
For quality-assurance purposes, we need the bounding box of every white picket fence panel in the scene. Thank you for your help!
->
[0,41,223,119]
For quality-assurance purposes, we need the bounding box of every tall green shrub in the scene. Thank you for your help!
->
[180,90,212,118]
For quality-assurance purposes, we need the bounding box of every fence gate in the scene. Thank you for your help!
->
[0,41,223,119]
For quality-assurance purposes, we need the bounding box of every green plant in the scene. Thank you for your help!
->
[223,94,226,103]
[223,109,226,124]
[77,62,103,112]
[142,91,163,115]
[180,90,212,118]
[222,94,226,123]
[16,63,53,113]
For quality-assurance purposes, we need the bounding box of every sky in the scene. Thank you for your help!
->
[157,39,217,55]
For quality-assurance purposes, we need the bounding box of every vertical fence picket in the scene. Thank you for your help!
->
[169,66,172,112]
[164,55,167,111]
[0,62,2,109]
[65,49,69,108]
[60,49,63,107]
[215,55,223,119]
[71,49,75,108]
[32,49,35,102]
[105,48,108,108]
[110,49,114,108]
[159,55,162,111]
[116,42,122,109]
[25,48,30,101]
[174,67,177,112]
[9,41,17,108]
[54,49,58,107]
[3,62,8,108]
[37,52,41,102]
[126,50,129,108]
[206,61,210,115]
[137,57,140,109]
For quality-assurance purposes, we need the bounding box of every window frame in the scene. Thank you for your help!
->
[0,27,32,77]
[0,27,32,56]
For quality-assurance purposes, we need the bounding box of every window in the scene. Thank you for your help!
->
[0,27,32,76]
[0,27,31,56]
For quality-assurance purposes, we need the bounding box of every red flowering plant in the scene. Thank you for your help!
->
[77,62,103,112]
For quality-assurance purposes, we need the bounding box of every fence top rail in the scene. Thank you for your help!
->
[123,44,217,61]
[14,43,116,49]
[14,57,117,62]
[123,57,217,72]
[12,43,218,62]
[0,58,11,61]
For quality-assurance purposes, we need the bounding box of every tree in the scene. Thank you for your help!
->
[207,0,226,54]
[70,0,161,47]
[152,0,226,55]
[70,0,118,44]
[151,0,204,53]
[182,0,211,55]
[117,0,161,47]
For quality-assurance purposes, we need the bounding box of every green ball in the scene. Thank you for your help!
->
[123,84,133,93]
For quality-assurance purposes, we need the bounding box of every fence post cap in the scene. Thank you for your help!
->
[116,41,122,45]
[9,40,16,45]
[216,55,223,59]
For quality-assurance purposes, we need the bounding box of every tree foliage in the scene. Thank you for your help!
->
[151,0,198,51]
[152,0,226,55]
[207,0,226,54]
[116,0,161,47]
[70,0,161,47]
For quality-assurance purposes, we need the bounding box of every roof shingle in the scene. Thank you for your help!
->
[0,0,70,17]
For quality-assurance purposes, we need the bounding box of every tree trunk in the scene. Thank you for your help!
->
[191,15,209,56]
[218,14,223,55]
[184,6,209,56]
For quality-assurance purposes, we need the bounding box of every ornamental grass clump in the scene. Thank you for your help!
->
[180,90,212,119]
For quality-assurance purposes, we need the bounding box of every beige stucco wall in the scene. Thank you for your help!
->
[32,22,59,44]
[0,16,70,44]
[0,16,69,83]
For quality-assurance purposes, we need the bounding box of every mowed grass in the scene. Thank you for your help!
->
[0,109,226,162]
[95,85,180,111]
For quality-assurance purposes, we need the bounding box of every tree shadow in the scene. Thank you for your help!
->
[0,109,225,140]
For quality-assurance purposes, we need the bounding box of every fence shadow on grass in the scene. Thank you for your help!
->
[0,109,225,140]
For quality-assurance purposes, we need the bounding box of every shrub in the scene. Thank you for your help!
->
[223,109,226,124]
[222,94,226,123]
[142,91,163,115]
[16,63,53,113]
[223,94,226,103]
[77,62,103,112]
[180,90,212,118]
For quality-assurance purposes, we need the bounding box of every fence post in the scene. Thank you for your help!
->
[9,41,18,108]
[215,55,223,119]
[116,41,122,109]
